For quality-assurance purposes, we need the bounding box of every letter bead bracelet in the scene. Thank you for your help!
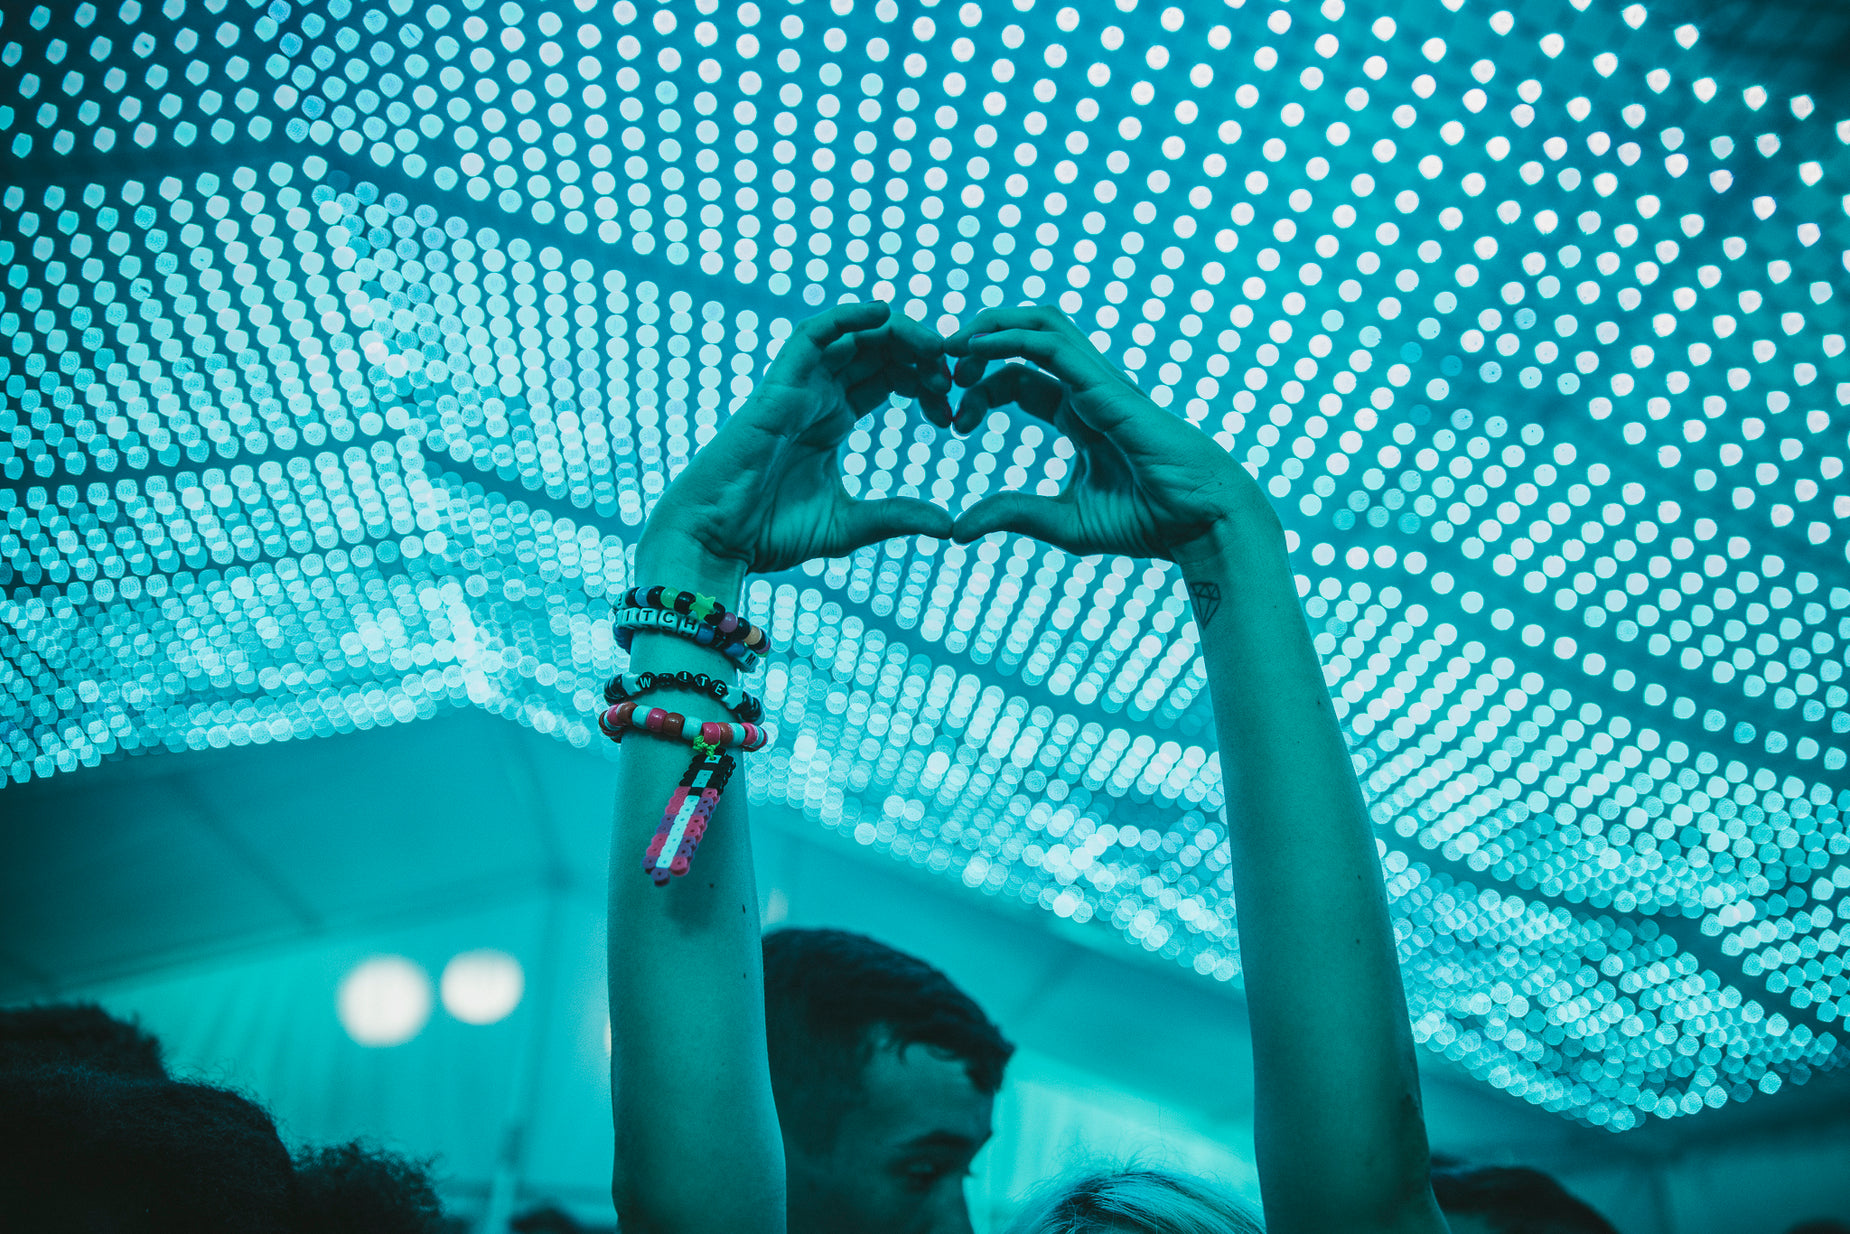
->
[612,606,763,672]
[607,584,778,885]
[603,669,764,723]
[618,585,769,655]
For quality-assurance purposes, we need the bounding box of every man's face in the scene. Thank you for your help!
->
[784,1039,996,1234]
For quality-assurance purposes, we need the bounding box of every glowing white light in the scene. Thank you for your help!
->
[338,956,434,1047]
[440,949,526,1025]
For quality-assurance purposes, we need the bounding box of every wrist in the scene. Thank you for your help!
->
[626,527,752,684]
[634,526,749,605]
[1171,499,1288,581]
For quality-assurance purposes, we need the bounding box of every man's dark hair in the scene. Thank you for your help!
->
[0,1001,167,1078]
[1431,1166,1619,1234]
[761,928,1013,1151]
[1787,1223,1850,1234]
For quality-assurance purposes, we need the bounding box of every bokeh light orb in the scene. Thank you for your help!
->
[440,949,525,1025]
[338,955,434,1047]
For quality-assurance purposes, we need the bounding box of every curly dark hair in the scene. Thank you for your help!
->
[294,1140,446,1234]
[761,927,1013,1152]
[0,1001,167,1078]
[0,1003,447,1234]
[0,1063,297,1234]
[1431,1166,1619,1234]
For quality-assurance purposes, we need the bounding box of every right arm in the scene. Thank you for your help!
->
[1177,518,1443,1234]
[940,307,1449,1234]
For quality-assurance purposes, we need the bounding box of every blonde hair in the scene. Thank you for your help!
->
[1003,1167,1264,1234]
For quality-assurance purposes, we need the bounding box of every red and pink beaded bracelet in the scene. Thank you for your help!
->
[597,701,771,751]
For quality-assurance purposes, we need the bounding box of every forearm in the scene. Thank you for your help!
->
[1182,516,1439,1234]
[608,532,784,1234]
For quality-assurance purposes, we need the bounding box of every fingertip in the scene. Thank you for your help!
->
[951,511,1000,544]
[954,402,987,434]
[877,500,954,546]
[831,300,888,334]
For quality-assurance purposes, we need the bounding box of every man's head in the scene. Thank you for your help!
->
[1431,1166,1619,1234]
[293,1140,446,1234]
[763,928,1013,1234]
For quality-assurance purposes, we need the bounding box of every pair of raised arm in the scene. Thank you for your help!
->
[607,302,1449,1234]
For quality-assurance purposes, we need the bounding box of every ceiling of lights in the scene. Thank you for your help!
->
[1,0,1847,1135]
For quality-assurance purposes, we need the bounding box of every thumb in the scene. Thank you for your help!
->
[951,492,1075,548]
[836,495,954,552]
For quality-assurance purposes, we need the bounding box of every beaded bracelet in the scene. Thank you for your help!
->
[620,585,770,656]
[603,669,764,723]
[598,702,775,885]
[613,606,763,672]
[597,701,772,751]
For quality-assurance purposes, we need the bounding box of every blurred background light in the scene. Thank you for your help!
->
[440,947,524,1024]
[338,954,434,1046]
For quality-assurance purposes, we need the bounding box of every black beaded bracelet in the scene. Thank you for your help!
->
[602,669,765,723]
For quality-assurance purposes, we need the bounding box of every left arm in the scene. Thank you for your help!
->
[606,301,954,1234]
[608,537,776,1234]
